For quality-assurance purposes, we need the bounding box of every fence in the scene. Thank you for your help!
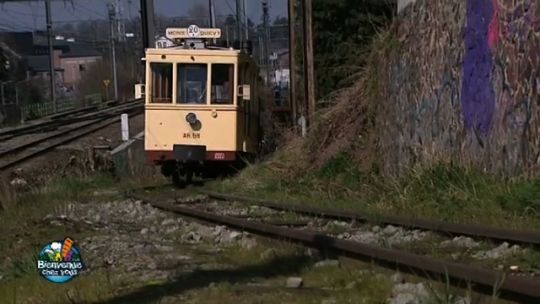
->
[21,94,102,120]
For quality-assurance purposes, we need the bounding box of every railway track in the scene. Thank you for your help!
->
[0,99,141,141]
[0,100,143,171]
[127,190,540,302]
[201,191,540,246]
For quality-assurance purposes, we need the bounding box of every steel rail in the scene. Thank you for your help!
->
[0,106,131,142]
[133,197,540,302]
[0,105,143,158]
[0,109,143,171]
[46,105,99,120]
[0,118,105,158]
[0,99,142,137]
[201,191,540,246]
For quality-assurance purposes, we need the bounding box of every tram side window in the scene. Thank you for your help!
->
[178,64,208,104]
[150,63,173,103]
[211,64,234,104]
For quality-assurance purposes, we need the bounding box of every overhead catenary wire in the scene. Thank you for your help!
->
[76,1,107,19]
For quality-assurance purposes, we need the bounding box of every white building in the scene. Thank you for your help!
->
[155,36,174,49]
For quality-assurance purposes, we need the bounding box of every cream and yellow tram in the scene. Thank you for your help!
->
[144,26,262,183]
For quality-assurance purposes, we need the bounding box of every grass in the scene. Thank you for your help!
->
[0,174,121,303]
[0,265,119,303]
[186,240,394,304]
[208,157,540,230]
[1,171,523,303]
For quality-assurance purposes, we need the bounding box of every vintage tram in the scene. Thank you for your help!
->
[143,25,263,183]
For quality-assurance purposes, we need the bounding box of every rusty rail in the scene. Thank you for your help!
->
[133,196,540,302]
[201,191,540,246]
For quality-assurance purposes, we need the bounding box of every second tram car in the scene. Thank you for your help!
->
[144,26,263,183]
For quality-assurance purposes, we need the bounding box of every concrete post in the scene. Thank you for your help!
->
[121,113,129,141]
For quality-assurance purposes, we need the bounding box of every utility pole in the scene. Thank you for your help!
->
[288,0,297,124]
[140,0,155,50]
[209,0,216,28]
[209,0,216,45]
[116,0,126,43]
[45,0,56,112]
[302,0,315,119]
[243,0,249,40]
[0,82,4,105]
[262,0,271,86]
[108,1,119,101]
[236,0,243,44]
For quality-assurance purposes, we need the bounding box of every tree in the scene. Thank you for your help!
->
[0,50,8,81]
[273,16,288,26]
[185,3,210,27]
[312,0,394,99]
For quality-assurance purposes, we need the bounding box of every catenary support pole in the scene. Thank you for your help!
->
[236,0,243,44]
[140,0,155,50]
[243,0,249,41]
[209,0,216,28]
[209,0,216,44]
[45,0,56,112]
[288,0,297,125]
[302,0,315,120]
[108,2,119,101]
[262,0,271,86]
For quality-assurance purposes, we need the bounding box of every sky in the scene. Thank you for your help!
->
[0,0,288,32]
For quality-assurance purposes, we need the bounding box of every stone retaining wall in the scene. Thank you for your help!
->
[376,0,539,176]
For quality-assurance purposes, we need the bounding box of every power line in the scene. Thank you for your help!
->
[224,0,236,16]
[0,7,44,17]
[76,2,107,19]
[0,12,36,31]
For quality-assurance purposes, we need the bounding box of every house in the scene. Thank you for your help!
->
[269,49,290,88]
[31,41,102,91]
[155,36,174,48]
[59,44,101,89]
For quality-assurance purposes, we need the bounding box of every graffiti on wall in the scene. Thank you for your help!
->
[461,0,539,134]
[495,0,540,132]
[377,0,539,176]
[461,0,497,136]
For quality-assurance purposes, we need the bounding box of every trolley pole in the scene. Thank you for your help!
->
[288,0,298,125]
[302,0,315,120]
[45,0,56,112]
[108,2,119,101]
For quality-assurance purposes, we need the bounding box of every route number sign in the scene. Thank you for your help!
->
[187,25,200,38]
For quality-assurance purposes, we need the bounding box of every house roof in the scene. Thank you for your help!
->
[33,42,102,59]
[25,55,63,72]
[59,43,102,58]
[26,55,50,72]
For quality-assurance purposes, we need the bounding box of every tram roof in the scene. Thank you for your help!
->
[146,47,243,57]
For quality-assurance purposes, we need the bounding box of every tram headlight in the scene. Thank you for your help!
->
[186,113,198,125]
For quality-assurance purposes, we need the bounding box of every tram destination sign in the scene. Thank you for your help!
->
[166,25,221,39]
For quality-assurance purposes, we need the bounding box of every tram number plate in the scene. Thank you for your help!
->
[214,152,226,160]
[183,133,201,139]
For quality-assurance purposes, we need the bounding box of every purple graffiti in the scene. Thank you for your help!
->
[461,0,496,135]
[501,1,540,39]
